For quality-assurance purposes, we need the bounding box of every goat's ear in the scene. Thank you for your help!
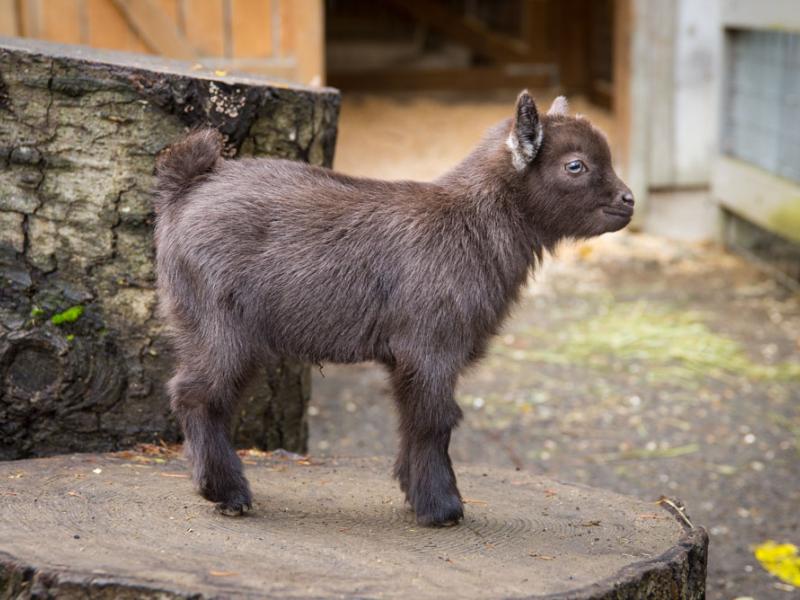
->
[547,95,569,117]
[507,90,542,171]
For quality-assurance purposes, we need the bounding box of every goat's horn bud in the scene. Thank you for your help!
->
[547,96,569,117]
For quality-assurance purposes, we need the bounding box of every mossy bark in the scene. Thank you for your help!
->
[0,38,340,460]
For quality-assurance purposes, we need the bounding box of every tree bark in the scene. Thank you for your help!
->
[0,38,340,459]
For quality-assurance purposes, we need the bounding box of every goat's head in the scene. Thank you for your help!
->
[505,91,634,238]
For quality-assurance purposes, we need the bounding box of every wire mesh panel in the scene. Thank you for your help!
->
[723,29,800,184]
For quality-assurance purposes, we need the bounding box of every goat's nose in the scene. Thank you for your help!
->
[621,191,634,206]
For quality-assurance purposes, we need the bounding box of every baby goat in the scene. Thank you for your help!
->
[154,92,634,526]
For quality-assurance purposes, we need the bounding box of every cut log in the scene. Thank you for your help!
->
[0,453,708,599]
[0,38,340,459]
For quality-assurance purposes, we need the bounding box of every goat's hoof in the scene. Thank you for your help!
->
[212,486,253,516]
[215,497,252,516]
[198,476,253,516]
[414,493,464,527]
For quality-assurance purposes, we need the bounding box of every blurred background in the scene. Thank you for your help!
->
[2,0,799,597]
[4,0,798,268]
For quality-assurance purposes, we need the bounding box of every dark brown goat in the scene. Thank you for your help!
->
[154,92,633,525]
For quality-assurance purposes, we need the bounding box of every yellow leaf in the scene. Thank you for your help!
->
[754,541,800,587]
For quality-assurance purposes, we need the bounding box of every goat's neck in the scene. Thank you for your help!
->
[423,178,537,330]
[438,151,550,272]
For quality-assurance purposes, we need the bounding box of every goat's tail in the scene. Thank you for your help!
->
[154,128,223,214]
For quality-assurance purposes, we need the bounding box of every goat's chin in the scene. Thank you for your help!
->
[605,217,631,233]
[598,212,632,234]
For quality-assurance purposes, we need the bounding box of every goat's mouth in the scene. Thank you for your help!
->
[602,206,634,219]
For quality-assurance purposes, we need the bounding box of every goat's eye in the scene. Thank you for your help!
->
[565,160,586,174]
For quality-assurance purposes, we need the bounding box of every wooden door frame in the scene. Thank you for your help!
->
[613,0,651,228]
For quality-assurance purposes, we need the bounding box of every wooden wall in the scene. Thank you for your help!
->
[613,0,723,226]
[713,1,800,248]
[0,0,324,85]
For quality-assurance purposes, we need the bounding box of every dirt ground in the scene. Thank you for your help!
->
[308,93,800,598]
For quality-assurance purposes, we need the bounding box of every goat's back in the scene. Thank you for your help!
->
[155,158,493,365]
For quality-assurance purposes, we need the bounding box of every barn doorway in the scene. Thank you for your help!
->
[323,0,621,184]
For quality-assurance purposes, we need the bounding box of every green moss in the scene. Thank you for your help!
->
[494,301,800,384]
[768,198,800,244]
[51,305,84,326]
[29,306,44,318]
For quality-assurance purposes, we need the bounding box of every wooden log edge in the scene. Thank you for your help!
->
[561,520,708,599]
[0,453,708,600]
[0,526,708,600]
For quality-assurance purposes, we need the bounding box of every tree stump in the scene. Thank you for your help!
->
[0,38,340,459]
[0,453,708,598]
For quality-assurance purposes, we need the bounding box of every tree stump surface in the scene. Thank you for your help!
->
[0,453,707,599]
[0,37,340,459]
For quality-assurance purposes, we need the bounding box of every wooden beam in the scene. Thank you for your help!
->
[720,0,800,31]
[292,0,324,86]
[585,0,614,109]
[613,0,649,228]
[644,0,676,187]
[17,0,41,37]
[613,0,632,182]
[87,0,150,54]
[328,66,551,93]
[557,0,590,94]
[0,0,18,36]
[40,0,84,45]
[230,0,272,58]
[112,0,195,59]
[521,0,555,62]
[713,156,800,245]
[180,0,225,57]
[385,0,530,63]
[588,79,613,110]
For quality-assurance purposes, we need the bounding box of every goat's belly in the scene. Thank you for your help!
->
[263,304,384,365]
[248,252,392,363]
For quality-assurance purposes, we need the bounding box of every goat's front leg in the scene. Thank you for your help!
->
[390,365,464,526]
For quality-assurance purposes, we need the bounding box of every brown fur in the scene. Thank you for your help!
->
[153,92,633,524]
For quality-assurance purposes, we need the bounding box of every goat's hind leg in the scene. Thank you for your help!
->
[169,354,253,515]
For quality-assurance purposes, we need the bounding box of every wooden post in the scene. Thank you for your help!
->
[613,0,650,228]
